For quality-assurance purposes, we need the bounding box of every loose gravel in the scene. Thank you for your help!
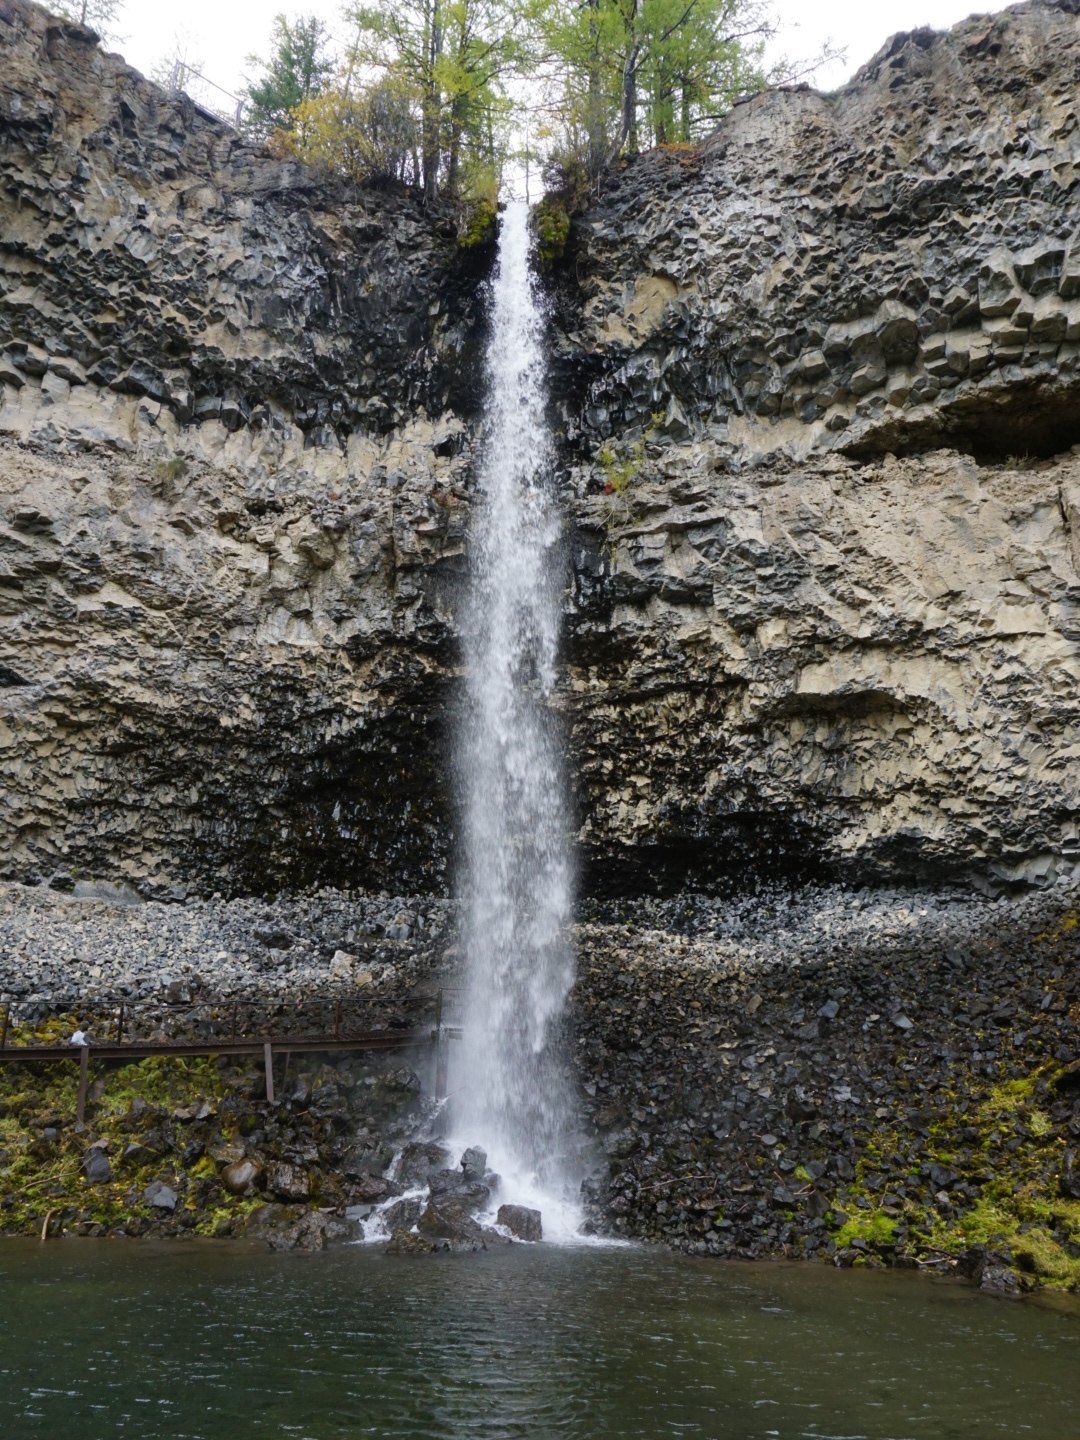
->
[0,881,457,1020]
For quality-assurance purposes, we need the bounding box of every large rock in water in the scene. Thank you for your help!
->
[1,0,1080,892]
[497,1204,542,1241]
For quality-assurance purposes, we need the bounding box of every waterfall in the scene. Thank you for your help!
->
[449,199,579,1231]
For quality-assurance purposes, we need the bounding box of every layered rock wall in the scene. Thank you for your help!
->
[0,0,488,894]
[565,445,1080,888]
[3,0,1080,894]
[557,1,1080,463]
[557,0,1080,887]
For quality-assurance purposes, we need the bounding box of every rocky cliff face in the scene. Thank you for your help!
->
[3,0,1080,896]
[556,0,1080,464]
[0,0,489,895]
[558,0,1080,889]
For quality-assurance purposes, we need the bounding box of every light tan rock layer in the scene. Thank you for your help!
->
[566,442,1080,886]
[3,0,1080,894]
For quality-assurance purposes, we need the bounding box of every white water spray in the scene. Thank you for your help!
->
[448,199,580,1235]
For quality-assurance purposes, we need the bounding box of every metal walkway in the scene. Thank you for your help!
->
[0,1000,460,1118]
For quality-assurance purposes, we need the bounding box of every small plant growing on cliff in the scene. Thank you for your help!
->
[598,436,642,495]
[154,457,189,483]
[457,190,498,249]
[595,414,661,540]
[598,411,662,496]
[532,196,571,268]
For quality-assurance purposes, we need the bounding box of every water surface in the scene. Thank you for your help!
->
[1,1241,1076,1438]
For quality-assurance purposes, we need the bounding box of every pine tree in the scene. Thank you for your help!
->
[245,14,334,139]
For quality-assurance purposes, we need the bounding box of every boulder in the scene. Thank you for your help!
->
[247,1205,331,1253]
[143,1180,178,1211]
[381,1196,424,1232]
[417,1199,485,1242]
[221,1158,263,1195]
[396,1140,452,1187]
[386,1229,437,1255]
[496,1204,542,1241]
[81,1144,111,1185]
[266,1162,311,1202]
[350,1173,392,1202]
[460,1146,488,1181]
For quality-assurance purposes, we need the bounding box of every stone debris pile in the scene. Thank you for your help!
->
[0,882,455,1020]
[572,880,1080,1292]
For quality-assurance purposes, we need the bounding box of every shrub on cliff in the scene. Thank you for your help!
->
[277,75,421,187]
[532,195,571,267]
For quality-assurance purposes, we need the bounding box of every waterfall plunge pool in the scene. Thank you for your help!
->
[1,1240,1076,1438]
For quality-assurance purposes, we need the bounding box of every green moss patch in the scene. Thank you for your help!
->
[0,1052,256,1239]
[532,196,571,267]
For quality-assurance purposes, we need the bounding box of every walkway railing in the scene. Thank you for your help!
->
[0,993,461,1118]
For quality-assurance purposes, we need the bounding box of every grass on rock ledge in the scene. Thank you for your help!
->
[0,1010,413,1243]
[0,1029,265,1238]
[826,1062,1080,1290]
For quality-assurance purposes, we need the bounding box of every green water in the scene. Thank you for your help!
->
[0,1240,1076,1439]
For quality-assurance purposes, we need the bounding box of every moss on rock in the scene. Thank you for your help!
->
[532,196,571,268]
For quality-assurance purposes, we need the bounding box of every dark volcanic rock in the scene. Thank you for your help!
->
[386,1227,437,1254]
[2,2,1080,894]
[417,1198,484,1242]
[143,1180,178,1211]
[221,1158,263,1195]
[497,1203,543,1241]
[81,1143,111,1185]
[396,1140,452,1187]
[266,1161,311,1202]
[572,881,1080,1288]
[0,0,492,897]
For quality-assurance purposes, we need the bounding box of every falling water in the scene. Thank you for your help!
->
[449,199,579,1232]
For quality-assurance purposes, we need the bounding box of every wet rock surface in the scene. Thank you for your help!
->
[2,876,1079,1290]
[380,1143,519,1255]
[572,881,1080,1291]
[497,1203,543,1241]
[0,1006,435,1248]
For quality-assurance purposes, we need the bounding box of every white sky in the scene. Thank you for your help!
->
[106,0,1000,114]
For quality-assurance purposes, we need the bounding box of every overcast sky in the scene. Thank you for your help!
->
[108,0,999,115]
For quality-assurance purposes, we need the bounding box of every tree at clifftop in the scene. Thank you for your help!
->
[345,0,527,199]
[266,1,524,200]
[245,14,335,139]
[55,0,122,42]
[535,0,841,182]
[248,0,837,196]
[536,0,772,168]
